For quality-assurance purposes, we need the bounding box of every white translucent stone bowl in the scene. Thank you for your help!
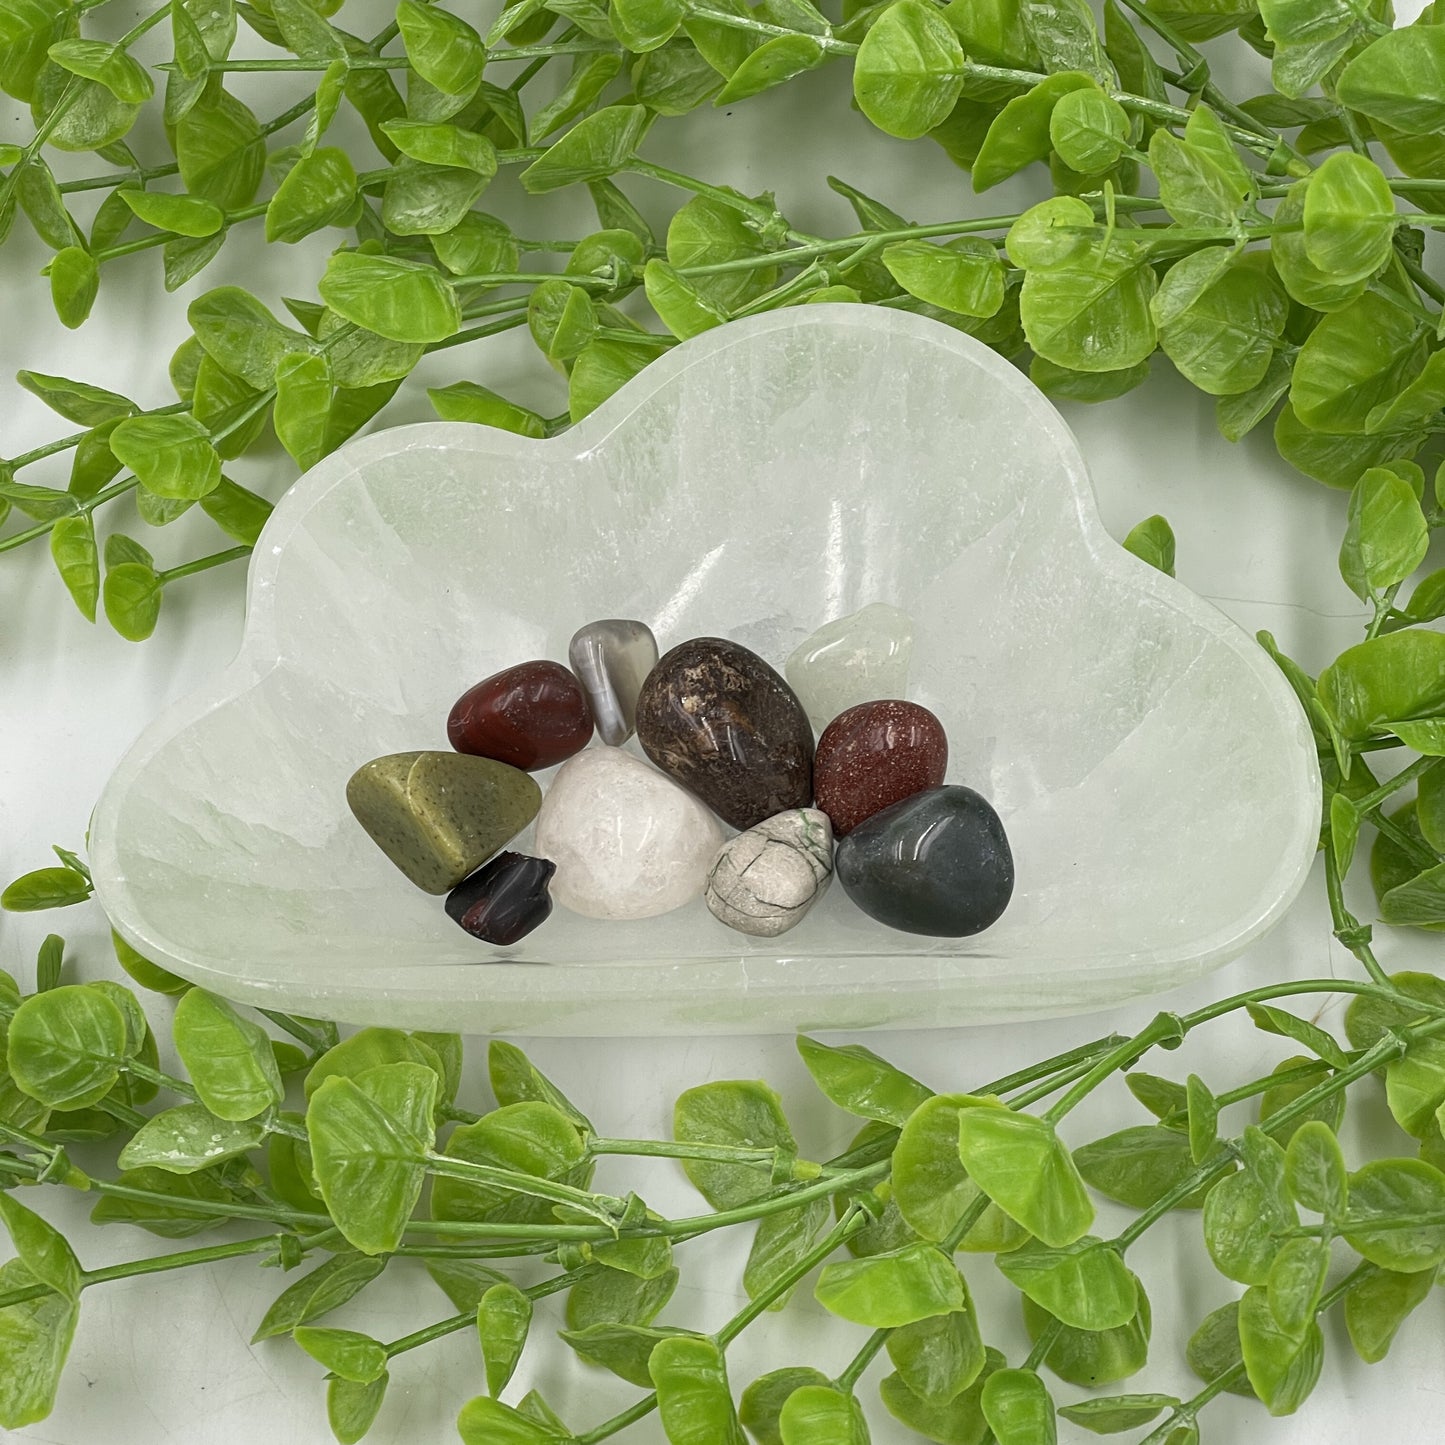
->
[90,306,1320,1036]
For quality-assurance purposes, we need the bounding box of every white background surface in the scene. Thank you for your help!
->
[3,1,1445,1440]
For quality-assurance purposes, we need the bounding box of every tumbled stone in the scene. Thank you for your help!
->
[705,808,834,938]
[534,748,724,920]
[786,603,914,734]
[568,619,659,747]
[635,637,814,830]
[815,700,948,837]
[446,851,556,946]
[836,785,1013,937]
[347,751,542,894]
[448,660,594,771]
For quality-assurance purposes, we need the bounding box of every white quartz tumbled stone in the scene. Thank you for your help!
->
[786,603,914,733]
[705,808,834,938]
[568,618,659,746]
[535,747,724,920]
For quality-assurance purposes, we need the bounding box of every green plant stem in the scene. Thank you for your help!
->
[8,402,189,471]
[157,546,252,585]
[1370,807,1442,871]
[588,1135,810,1170]
[423,1153,623,1217]
[1324,842,1393,988]
[684,2,858,54]
[1349,756,1438,815]
[1045,1013,1184,1123]
[573,1208,868,1445]
[93,202,268,265]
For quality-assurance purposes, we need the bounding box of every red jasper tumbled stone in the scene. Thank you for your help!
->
[448,661,594,771]
[814,699,948,837]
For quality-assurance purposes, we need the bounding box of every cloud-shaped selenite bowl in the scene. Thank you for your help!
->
[90,306,1320,1036]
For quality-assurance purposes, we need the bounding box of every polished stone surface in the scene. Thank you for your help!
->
[448,660,593,771]
[836,785,1014,937]
[636,637,815,830]
[786,603,914,734]
[345,751,541,895]
[534,747,725,921]
[815,700,948,836]
[568,619,658,746]
[446,851,556,946]
[705,808,834,938]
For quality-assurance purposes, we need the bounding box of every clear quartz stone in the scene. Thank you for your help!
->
[785,603,914,733]
[568,619,659,746]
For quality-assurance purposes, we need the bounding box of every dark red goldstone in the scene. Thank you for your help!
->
[448,661,594,771]
[814,699,948,836]
[445,851,556,945]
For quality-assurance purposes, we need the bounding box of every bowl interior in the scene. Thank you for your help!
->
[90,307,1319,1034]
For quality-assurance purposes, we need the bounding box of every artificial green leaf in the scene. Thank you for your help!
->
[31,60,142,152]
[89,1164,236,1237]
[716,33,826,104]
[252,1252,388,1342]
[103,561,163,641]
[0,0,70,103]
[1260,1055,1346,1146]
[478,1282,532,1398]
[305,1028,448,1102]
[273,352,332,471]
[1021,1283,1151,1388]
[318,252,460,343]
[649,1335,746,1445]
[162,232,227,292]
[633,40,725,113]
[1272,180,1371,313]
[1186,1301,1256,1399]
[521,105,652,192]
[1284,1119,1348,1219]
[796,1036,932,1127]
[777,1384,870,1444]
[294,1326,388,1385]
[562,1322,695,1387]
[110,929,184,996]
[108,414,221,500]
[885,1285,985,1405]
[1266,1234,1329,1337]
[1302,151,1398,284]
[432,1101,590,1227]
[0,1259,78,1430]
[568,335,659,421]
[1122,514,1176,576]
[1019,237,1157,374]
[892,1094,1028,1249]
[271,0,344,59]
[119,189,223,237]
[49,514,98,622]
[882,239,1003,318]
[955,1099,1093,1247]
[381,118,497,174]
[743,1198,828,1307]
[1336,26,1445,137]
[643,259,728,338]
[665,193,777,309]
[611,0,683,52]
[1319,629,1445,740]
[0,1195,81,1301]
[1006,196,1099,271]
[328,1373,388,1445]
[1057,1392,1179,1435]
[1149,128,1245,229]
[397,0,484,95]
[996,1237,1138,1331]
[1344,1265,1435,1362]
[1204,1127,1296,1285]
[739,1368,838,1445]
[199,478,272,547]
[1157,263,1288,396]
[428,381,546,436]
[6,985,127,1109]
[674,1079,794,1209]
[1237,1285,1323,1416]
[47,246,97,330]
[1343,1157,1445,1271]
[528,278,598,361]
[308,1062,437,1254]
[266,147,358,243]
[1075,1125,1227,1211]
[176,87,264,209]
[853,0,966,140]
[878,1347,1005,1445]
[191,354,268,460]
[980,1368,1054,1445]
[1049,86,1128,174]
[0,867,91,911]
[815,1242,964,1327]
[1246,1004,1350,1070]
[172,989,282,1121]
[973,72,1095,192]
[17,371,133,426]
[431,210,518,277]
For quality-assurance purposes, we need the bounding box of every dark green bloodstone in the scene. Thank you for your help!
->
[835,785,1014,937]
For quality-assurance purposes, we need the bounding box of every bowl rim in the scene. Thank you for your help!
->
[88,305,1323,1029]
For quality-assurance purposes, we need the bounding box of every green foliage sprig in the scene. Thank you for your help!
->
[3,0,1445,635]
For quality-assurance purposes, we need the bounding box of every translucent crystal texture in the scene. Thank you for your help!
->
[786,603,914,733]
[90,307,1319,1035]
[568,619,658,747]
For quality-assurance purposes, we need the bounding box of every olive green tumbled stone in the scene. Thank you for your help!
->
[346,751,542,894]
